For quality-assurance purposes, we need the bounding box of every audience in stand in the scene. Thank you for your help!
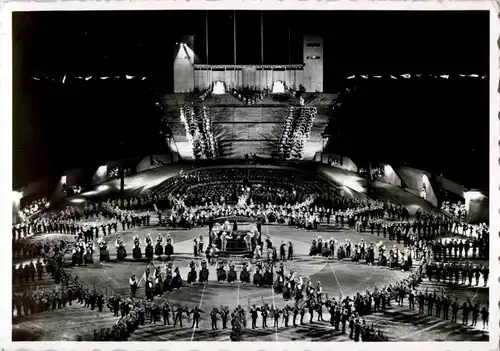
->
[20,198,49,219]
[441,201,467,221]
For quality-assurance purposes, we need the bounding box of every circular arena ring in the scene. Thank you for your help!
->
[12,166,490,342]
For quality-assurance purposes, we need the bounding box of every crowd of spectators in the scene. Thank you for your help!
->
[20,198,49,219]
[278,106,317,160]
[441,201,467,221]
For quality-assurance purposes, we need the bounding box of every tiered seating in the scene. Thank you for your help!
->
[179,104,218,159]
[278,106,317,159]
[151,168,334,209]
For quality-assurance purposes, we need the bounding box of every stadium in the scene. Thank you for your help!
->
[11,10,490,342]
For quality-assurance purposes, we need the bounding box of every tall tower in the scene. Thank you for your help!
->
[303,35,324,92]
[173,38,195,93]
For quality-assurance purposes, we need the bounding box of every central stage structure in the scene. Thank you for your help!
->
[174,35,324,93]
[169,32,329,160]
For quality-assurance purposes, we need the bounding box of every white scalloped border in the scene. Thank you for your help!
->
[0,1,498,351]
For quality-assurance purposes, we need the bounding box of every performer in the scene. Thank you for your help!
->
[316,281,323,302]
[145,233,154,259]
[254,245,262,260]
[145,276,155,301]
[154,270,163,296]
[98,237,110,262]
[263,265,273,287]
[164,263,173,293]
[171,265,183,290]
[71,245,80,266]
[161,301,172,325]
[240,260,251,285]
[187,260,197,284]
[115,235,127,261]
[244,232,253,251]
[227,260,237,284]
[189,306,204,328]
[173,306,188,327]
[155,234,164,256]
[193,237,199,257]
[83,242,94,265]
[165,233,174,259]
[210,306,220,330]
[199,259,209,283]
[129,273,138,298]
[217,260,227,283]
[253,267,263,287]
[198,234,204,256]
[133,235,142,259]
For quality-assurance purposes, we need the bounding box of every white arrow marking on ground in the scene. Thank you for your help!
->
[314,230,344,297]
[272,282,278,342]
[237,284,240,306]
[329,262,344,298]
[191,282,207,341]
[396,320,447,340]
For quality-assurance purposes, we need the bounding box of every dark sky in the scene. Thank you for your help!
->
[12,10,490,189]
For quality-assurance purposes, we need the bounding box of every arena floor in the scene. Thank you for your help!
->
[12,220,489,342]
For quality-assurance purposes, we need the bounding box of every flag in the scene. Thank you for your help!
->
[440,75,449,79]
[85,76,92,81]
[100,77,109,80]
[469,74,479,78]
[126,75,134,80]
[347,75,355,80]
[360,75,368,79]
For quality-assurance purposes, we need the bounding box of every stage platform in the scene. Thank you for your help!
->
[160,93,333,160]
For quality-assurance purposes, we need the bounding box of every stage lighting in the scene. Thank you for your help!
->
[12,191,22,201]
[96,165,107,177]
[464,191,484,201]
[96,185,110,192]
[70,198,86,204]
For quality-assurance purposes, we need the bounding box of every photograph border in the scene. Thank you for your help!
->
[1,1,498,350]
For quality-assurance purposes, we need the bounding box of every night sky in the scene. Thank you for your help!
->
[12,11,490,190]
